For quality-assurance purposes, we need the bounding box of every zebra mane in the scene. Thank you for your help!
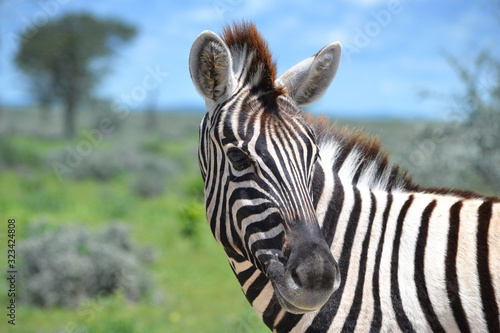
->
[306,114,499,200]
[222,21,286,100]
[307,114,414,192]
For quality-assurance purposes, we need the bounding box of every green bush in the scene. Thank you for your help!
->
[131,155,177,198]
[139,136,166,155]
[72,151,123,181]
[18,222,153,308]
[178,200,205,241]
[0,137,42,169]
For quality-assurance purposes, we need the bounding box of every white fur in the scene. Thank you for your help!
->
[355,189,387,332]
[377,193,409,330]
[251,282,275,321]
[456,199,488,331]
[329,188,374,331]
[421,195,462,331]
[315,141,341,225]
[397,193,434,331]
[491,203,500,313]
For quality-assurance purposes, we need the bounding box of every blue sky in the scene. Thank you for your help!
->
[1,0,499,119]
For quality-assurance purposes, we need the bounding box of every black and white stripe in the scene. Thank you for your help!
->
[190,22,500,332]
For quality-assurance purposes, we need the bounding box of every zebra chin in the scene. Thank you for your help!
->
[260,236,341,314]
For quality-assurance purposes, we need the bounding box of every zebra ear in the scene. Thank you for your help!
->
[276,42,341,105]
[189,30,236,103]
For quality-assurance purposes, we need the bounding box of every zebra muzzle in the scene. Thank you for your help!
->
[264,230,340,314]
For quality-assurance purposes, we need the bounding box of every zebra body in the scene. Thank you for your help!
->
[189,22,500,332]
[241,188,500,332]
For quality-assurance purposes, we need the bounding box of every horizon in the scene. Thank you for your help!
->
[1,0,499,120]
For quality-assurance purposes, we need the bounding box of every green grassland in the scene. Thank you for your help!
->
[0,109,269,333]
[0,108,494,333]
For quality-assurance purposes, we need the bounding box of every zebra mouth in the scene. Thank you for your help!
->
[264,251,339,314]
[273,289,313,314]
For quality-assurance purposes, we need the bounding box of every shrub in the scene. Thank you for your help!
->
[18,222,153,308]
[46,149,124,181]
[178,200,205,242]
[139,136,166,155]
[70,151,124,181]
[131,155,177,198]
[0,138,42,169]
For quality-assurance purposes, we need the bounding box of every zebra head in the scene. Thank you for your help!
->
[189,22,342,314]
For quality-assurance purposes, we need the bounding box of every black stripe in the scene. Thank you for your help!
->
[198,115,208,179]
[342,191,377,332]
[390,194,415,333]
[206,143,225,235]
[306,187,362,333]
[217,175,231,250]
[235,266,257,287]
[321,173,344,248]
[245,272,269,305]
[414,200,445,332]
[264,122,302,220]
[370,192,393,333]
[446,200,471,333]
[221,102,240,145]
[477,200,499,332]
[272,123,309,221]
[275,312,303,333]
[312,164,325,210]
[249,233,285,260]
[262,295,282,329]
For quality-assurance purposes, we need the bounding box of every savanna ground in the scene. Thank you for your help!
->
[0,107,496,333]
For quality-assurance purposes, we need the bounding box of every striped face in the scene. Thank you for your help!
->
[198,92,340,313]
[190,22,342,314]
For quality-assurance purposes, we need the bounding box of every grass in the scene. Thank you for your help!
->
[0,109,269,333]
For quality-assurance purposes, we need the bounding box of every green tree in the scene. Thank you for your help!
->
[15,12,136,138]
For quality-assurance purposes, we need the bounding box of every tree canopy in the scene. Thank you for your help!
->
[15,12,137,138]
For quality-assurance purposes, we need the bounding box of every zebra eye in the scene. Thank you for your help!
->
[227,148,252,171]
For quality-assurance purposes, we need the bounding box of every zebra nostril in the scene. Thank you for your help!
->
[290,266,303,288]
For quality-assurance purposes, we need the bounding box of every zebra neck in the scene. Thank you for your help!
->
[225,251,306,331]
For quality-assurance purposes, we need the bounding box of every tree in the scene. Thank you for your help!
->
[15,12,136,138]
[448,52,500,193]
[408,44,500,195]
[411,0,500,195]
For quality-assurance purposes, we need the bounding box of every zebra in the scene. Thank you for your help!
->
[189,21,500,332]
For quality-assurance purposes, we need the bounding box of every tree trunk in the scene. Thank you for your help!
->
[64,95,76,139]
[39,102,51,128]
